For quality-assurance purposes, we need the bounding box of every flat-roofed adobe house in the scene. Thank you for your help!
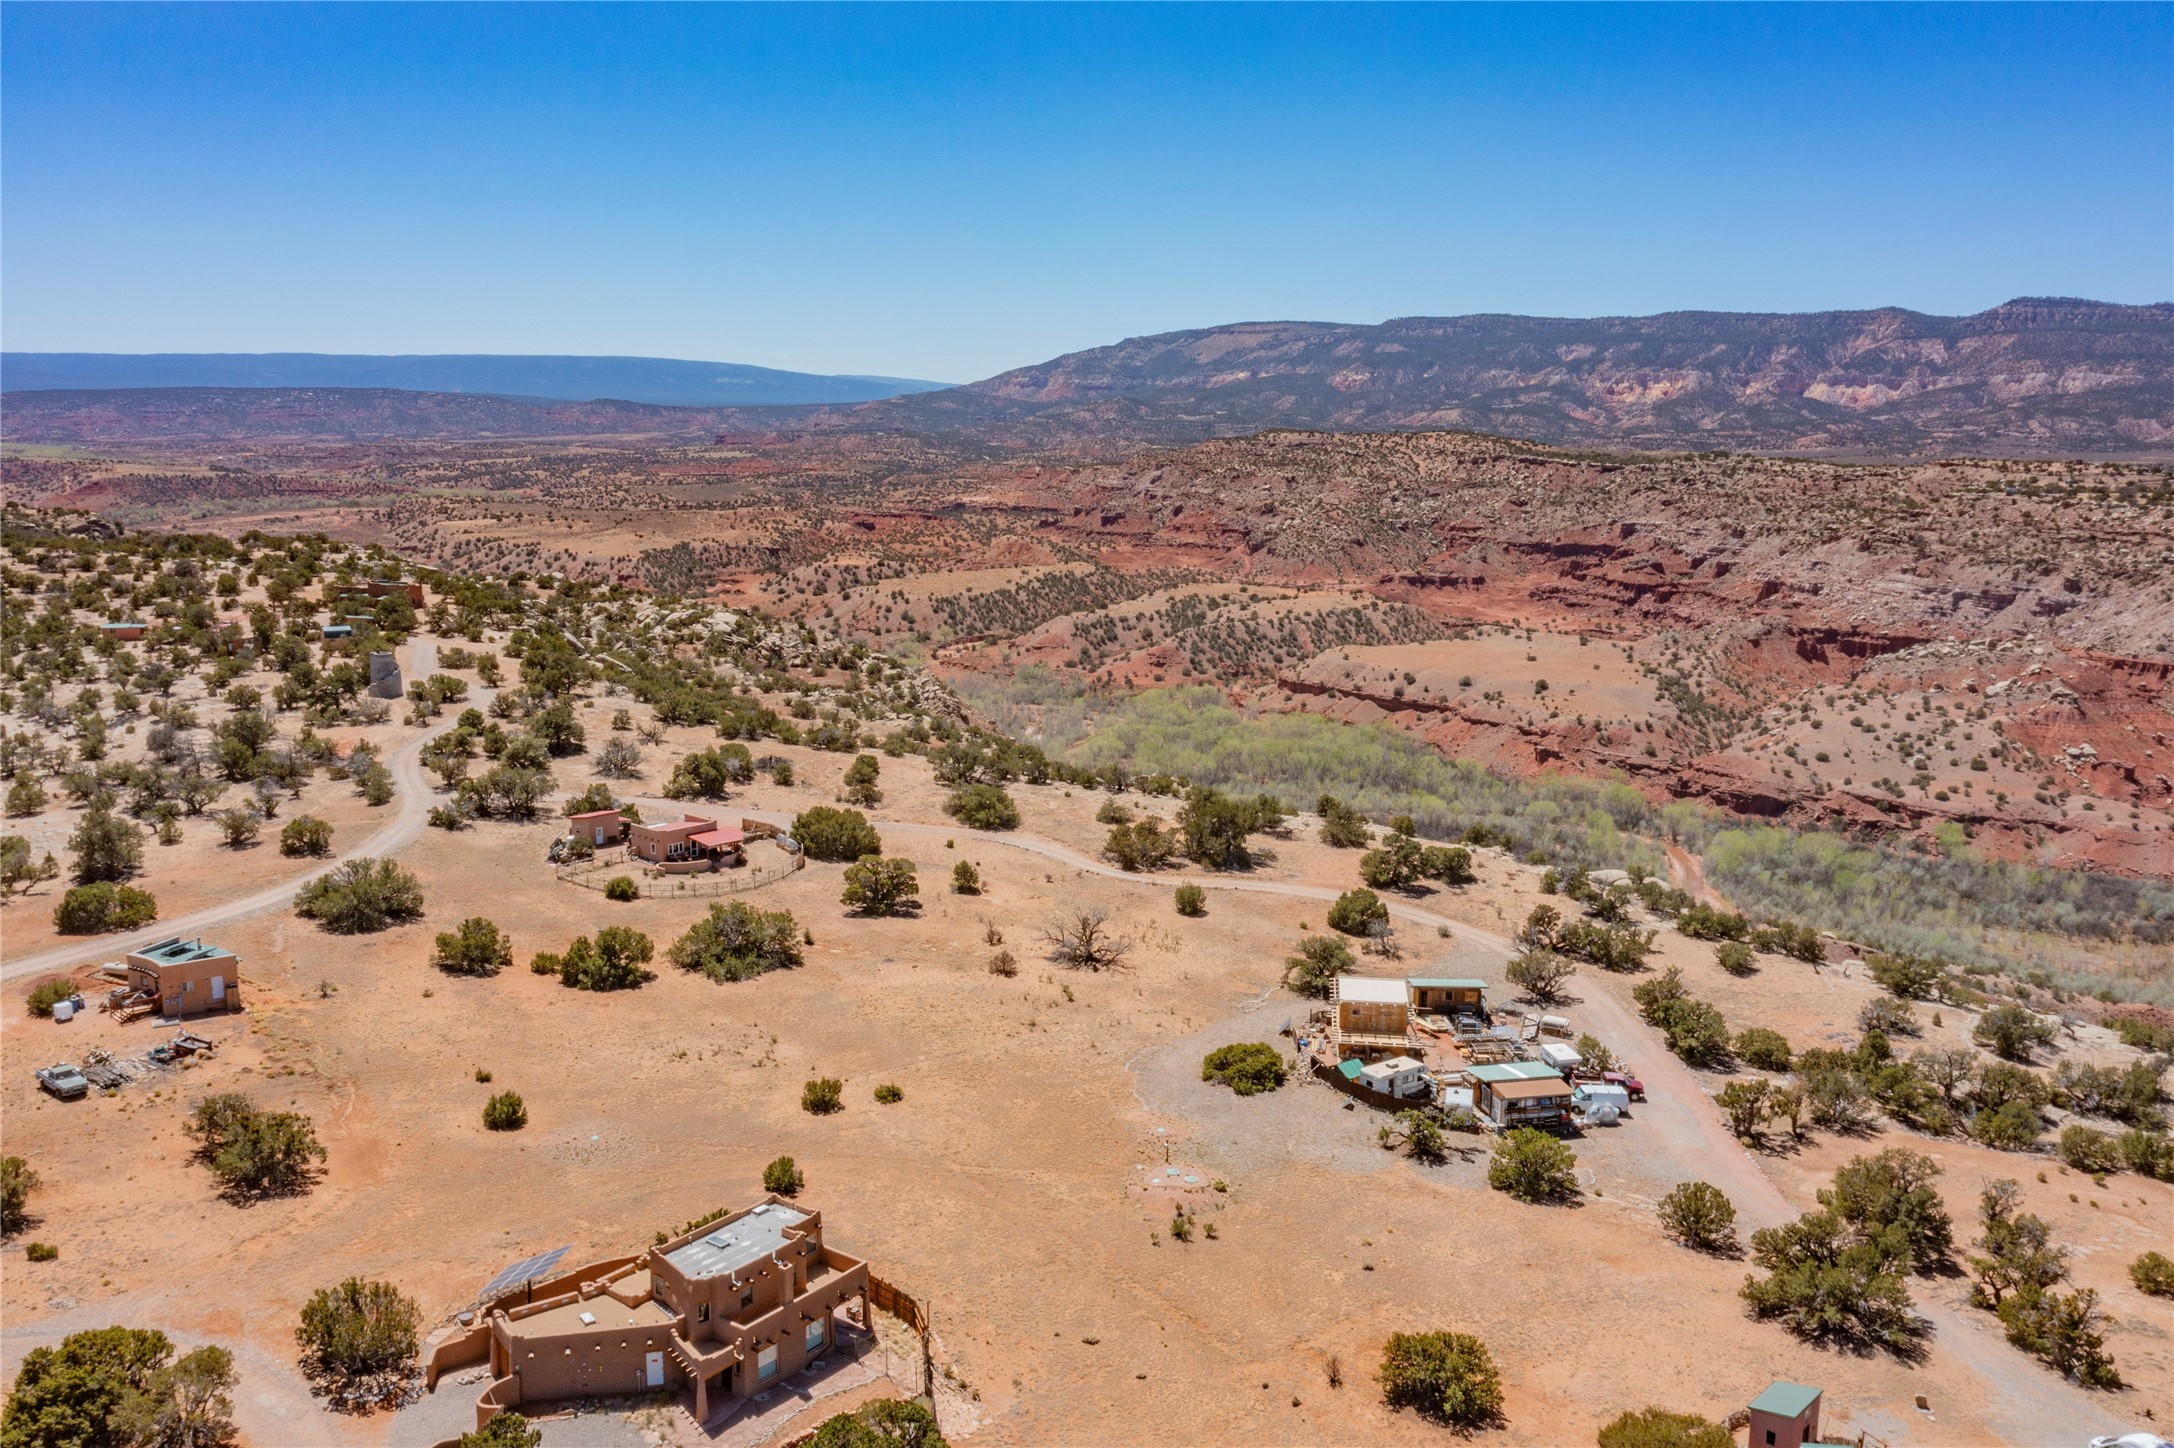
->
[478,1199,870,1428]
[1468,1061,1574,1129]
[1332,975,1412,1059]
[567,808,630,849]
[629,814,744,872]
[99,621,148,641]
[123,937,241,1018]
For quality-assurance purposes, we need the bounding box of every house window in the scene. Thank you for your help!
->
[1765,1433,1776,1446]
[757,1346,778,1382]
[805,1317,825,1352]
[698,1303,710,1323]
[741,1287,755,1308]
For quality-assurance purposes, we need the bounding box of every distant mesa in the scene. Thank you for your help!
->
[0,352,951,408]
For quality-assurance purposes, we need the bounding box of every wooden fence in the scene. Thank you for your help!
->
[869,1275,933,1398]
[556,846,802,899]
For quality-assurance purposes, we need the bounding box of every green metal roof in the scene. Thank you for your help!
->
[1749,1382,1822,1419]
[1407,978,1487,990]
[1337,1059,1364,1080]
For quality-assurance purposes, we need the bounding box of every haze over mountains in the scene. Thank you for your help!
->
[5,298,2168,456]
[0,352,949,407]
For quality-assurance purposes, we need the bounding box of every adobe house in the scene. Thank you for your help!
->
[478,1199,870,1428]
[1468,1061,1574,1129]
[567,808,631,849]
[629,814,744,872]
[1406,977,1487,1016]
[1332,975,1412,1060]
[1746,1381,1827,1448]
[99,621,148,642]
[365,579,426,606]
[123,937,242,1018]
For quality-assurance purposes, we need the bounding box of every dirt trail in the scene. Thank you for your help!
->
[2,639,467,985]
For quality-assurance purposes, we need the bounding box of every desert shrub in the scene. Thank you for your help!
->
[52,881,158,934]
[1201,1042,1287,1096]
[1420,844,1474,885]
[1095,799,1132,825]
[603,874,639,902]
[946,783,1019,832]
[1970,1099,2044,1151]
[1675,904,1750,941]
[1487,1128,1578,1203]
[188,1094,325,1199]
[293,858,423,933]
[67,807,143,883]
[557,927,655,991]
[216,808,261,848]
[432,918,511,977]
[1735,1027,1793,1072]
[1708,940,1754,976]
[1858,997,1919,1038]
[592,737,643,780]
[459,1412,544,1448]
[1174,884,1206,917]
[1504,950,1574,1003]
[1326,888,1388,937]
[873,1083,904,1105]
[807,1398,948,1448]
[987,950,1018,977]
[1377,1330,1503,1428]
[1741,1208,1918,1351]
[1657,1001,1732,1068]
[1315,794,1372,848]
[763,1155,804,1195]
[2057,1124,2124,1174]
[1972,1005,2055,1061]
[1,1155,39,1235]
[841,856,920,915]
[1102,819,1176,871]
[2130,1251,2174,1298]
[1822,1148,1952,1269]
[1717,1079,1772,1140]
[1997,1285,2122,1388]
[1868,951,1947,1000]
[1042,908,1134,971]
[663,745,753,800]
[1596,1406,1733,1448]
[1657,1181,1738,1254]
[2111,1013,2174,1052]
[669,901,804,982]
[1965,1179,2066,1309]
[25,1241,58,1262]
[842,753,882,806]
[295,1278,420,1394]
[1282,935,1354,998]
[2053,1060,2166,1130]
[2118,1128,2174,1180]
[482,1092,527,1130]
[1555,918,1654,971]
[1359,834,1424,891]
[802,1078,844,1115]
[1749,918,1825,963]
[1173,785,1260,869]
[792,806,882,862]
[27,978,76,1018]
[1,1327,240,1448]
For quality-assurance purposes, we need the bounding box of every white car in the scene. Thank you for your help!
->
[2089,1434,2174,1448]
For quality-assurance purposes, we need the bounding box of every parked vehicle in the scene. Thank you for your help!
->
[1602,1069,1645,1101]
[36,1063,89,1100]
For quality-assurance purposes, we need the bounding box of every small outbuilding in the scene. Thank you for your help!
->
[1746,1381,1825,1448]
[99,621,148,641]
[123,937,242,1019]
[1469,1062,1574,1129]
[567,809,630,848]
[1333,975,1412,1059]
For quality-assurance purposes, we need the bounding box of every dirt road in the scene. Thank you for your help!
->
[2,639,464,985]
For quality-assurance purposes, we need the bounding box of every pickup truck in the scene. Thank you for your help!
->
[36,1063,89,1101]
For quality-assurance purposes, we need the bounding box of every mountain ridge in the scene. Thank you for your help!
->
[0,352,948,407]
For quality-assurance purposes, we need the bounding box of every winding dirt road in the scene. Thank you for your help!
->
[2,641,465,986]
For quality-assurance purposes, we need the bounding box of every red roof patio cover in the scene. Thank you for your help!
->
[689,828,744,849]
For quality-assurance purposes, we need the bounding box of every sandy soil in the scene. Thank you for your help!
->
[5,713,2168,1448]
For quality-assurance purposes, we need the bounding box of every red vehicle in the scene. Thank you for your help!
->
[1603,1069,1645,1101]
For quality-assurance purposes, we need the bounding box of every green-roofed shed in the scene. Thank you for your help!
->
[1337,1058,1364,1081]
[1468,1061,1560,1083]
[1747,1381,1823,1448]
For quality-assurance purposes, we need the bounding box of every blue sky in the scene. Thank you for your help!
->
[3,3,2167,381]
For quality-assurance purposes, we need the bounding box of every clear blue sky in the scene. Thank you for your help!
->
[3,3,2167,382]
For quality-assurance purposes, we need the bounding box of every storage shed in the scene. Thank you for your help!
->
[1357,1055,1431,1099]
[1333,975,1411,1058]
[1406,977,1487,1015]
[1469,1062,1574,1129]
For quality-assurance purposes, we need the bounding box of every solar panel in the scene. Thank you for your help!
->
[481,1244,572,1298]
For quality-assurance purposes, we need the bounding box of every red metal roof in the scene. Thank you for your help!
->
[688,828,744,848]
